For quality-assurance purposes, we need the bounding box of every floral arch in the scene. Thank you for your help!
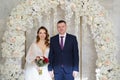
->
[1,0,120,80]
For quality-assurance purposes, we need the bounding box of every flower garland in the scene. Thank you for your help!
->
[86,1,120,80]
[1,0,120,80]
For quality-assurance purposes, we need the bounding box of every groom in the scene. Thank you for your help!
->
[48,20,79,80]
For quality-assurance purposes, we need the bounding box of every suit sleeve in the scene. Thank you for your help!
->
[73,36,79,71]
[48,38,54,71]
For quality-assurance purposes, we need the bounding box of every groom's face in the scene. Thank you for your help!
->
[57,22,67,35]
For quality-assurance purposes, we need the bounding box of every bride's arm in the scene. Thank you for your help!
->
[26,43,36,64]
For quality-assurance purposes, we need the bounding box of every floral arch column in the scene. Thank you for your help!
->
[1,0,120,80]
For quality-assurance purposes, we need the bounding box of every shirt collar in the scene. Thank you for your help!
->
[59,33,67,38]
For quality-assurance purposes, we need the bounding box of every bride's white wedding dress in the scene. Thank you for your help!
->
[24,42,52,80]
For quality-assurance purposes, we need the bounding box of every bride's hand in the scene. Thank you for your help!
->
[49,71,54,78]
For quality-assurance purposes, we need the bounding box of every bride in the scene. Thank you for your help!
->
[24,26,52,80]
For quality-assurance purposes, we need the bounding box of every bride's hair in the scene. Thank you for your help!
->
[36,26,50,47]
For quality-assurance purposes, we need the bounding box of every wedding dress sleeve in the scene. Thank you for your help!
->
[26,43,37,63]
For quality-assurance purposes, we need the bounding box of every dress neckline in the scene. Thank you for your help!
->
[35,43,48,56]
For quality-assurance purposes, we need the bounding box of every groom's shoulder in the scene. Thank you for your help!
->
[50,34,58,40]
[67,33,76,39]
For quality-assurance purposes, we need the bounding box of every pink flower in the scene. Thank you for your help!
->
[104,60,111,66]
[102,76,108,80]
[35,56,40,61]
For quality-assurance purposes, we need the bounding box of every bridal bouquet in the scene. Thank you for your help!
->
[35,56,49,75]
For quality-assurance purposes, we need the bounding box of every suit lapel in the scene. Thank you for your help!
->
[63,33,69,50]
[56,35,61,50]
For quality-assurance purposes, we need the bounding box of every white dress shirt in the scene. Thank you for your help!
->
[59,33,67,47]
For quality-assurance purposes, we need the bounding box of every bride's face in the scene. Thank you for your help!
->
[38,29,46,40]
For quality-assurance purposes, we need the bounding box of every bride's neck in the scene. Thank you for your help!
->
[38,40,45,45]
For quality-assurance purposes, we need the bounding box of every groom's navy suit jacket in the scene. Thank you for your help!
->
[48,33,79,73]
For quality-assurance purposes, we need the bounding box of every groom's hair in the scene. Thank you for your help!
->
[57,20,66,24]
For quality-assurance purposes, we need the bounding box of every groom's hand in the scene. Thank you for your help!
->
[49,71,54,78]
[72,71,78,78]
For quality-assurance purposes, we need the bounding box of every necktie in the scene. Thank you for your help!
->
[60,36,64,49]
